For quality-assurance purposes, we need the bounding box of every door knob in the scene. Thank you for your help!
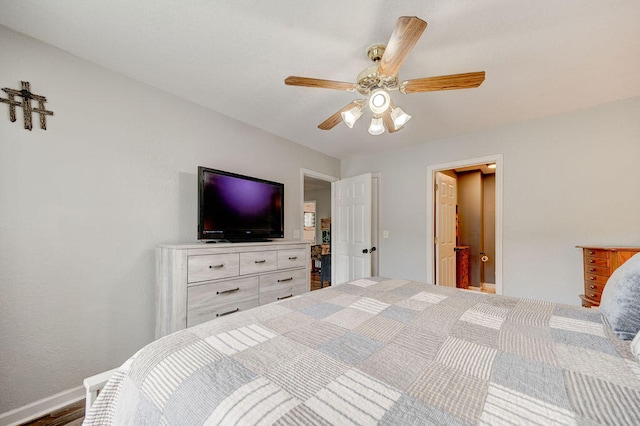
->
[363,247,377,254]
[362,248,369,254]
[370,247,377,252]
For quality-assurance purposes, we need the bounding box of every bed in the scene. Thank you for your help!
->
[84,276,640,425]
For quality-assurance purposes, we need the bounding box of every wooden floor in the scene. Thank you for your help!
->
[21,400,84,426]
[465,283,496,294]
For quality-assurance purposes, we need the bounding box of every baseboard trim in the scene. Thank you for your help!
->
[0,385,84,426]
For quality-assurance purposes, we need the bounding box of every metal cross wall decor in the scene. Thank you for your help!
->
[0,81,54,130]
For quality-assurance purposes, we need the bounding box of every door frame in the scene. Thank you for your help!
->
[426,154,503,295]
[300,168,339,284]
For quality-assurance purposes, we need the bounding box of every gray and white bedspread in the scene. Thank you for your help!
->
[85,277,640,425]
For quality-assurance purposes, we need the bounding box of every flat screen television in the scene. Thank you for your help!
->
[198,167,284,242]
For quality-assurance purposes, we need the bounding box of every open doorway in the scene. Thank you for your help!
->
[427,155,503,295]
[301,169,337,291]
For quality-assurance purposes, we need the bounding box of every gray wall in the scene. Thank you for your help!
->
[0,26,340,414]
[342,95,640,305]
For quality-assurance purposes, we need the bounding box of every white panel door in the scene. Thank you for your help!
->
[435,172,457,287]
[332,173,372,284]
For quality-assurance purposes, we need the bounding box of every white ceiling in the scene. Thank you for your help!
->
[2,1,639,160]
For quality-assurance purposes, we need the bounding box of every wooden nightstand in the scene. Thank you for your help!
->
[576,246,640,307]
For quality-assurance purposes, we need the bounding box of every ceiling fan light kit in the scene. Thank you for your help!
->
[368,89,390,114]
[390,104,411,128]
[368,116,385,135]
[284,16,485,136]
[340,100,365,128]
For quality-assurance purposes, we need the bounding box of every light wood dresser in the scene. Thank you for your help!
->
[156,241,310,338]
[576,246,640,308]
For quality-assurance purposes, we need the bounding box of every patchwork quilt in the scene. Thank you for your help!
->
[85,278,640,425]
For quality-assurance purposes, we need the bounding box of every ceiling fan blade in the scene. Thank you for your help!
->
[285,76,355,91]
[318,101,360,130]
[382,110,403,133]
[378,16,427,77]
[400,71,485,94]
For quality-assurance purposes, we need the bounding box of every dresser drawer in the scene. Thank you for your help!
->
[259,289,296,305]
[292,281,308,296]
[277,248,307,269]
[187,295,258,328]
[187,253,240,283]
[583,274,605,304]
[580,295,598,308]
[584,290,603,304]
[258,269,306,305]
[583,257,610,269]
[260,268,306,293]
[584,265,611,276]
[260,281,307,305]
[240,250,278,275]
[188,276,259,307]
[584,279,606,295]
[583,248,610,259]
[584,273,608,287]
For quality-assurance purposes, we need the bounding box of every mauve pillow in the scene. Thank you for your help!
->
[600,252,640,340]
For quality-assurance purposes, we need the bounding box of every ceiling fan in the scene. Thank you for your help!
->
[284,16,485,135]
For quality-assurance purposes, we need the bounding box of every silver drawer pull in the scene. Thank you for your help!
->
[217,308,239,317]
[277,277,293,282]
[589,259,595,263]
[255,260,267,264]
[209,264,224,269]
[288,256,298,260]
[589,285,596,289]
[590,276,596,280]
[217,287,240,295]
[277,294,293,300]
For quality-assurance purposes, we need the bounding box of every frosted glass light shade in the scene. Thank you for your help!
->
[368,116,385,135]
[368,89,391,114]
[390,106,411,128]
[341,105,363,128]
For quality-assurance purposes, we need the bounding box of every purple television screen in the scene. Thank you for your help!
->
[198,167,284,241]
